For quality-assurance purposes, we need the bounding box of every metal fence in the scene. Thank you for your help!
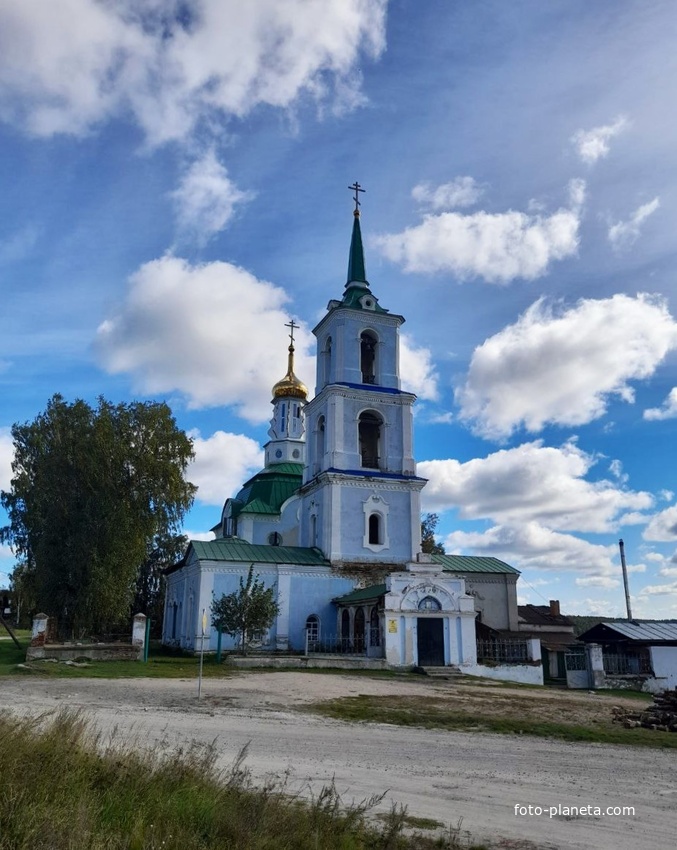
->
[564,649,588,671]
[305,633,366,656]
[476,639,529,664]
[603,649,653,676]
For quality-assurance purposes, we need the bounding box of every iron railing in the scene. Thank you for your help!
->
[476,639,529,664]
[603,649,653,675]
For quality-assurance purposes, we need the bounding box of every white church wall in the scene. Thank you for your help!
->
[462,662,544,686]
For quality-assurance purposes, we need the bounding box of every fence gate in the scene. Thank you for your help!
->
[564,648,590,689]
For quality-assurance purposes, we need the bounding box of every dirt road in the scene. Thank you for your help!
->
[2,673,675,849]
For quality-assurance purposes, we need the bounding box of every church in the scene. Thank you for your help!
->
[163,188,521,668]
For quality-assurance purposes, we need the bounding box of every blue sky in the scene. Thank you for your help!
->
[1,0,676,618]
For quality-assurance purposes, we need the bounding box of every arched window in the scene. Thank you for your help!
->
[306,614,320,643]
[418,596,442,611]
[358,411,381,469]
[324,336,332,384]
[368,513,381,545]
[310,513,318,547]
[360,331,377,384]
[369,606,381,647]
[354,608,365,652]
[268,532,283,546]
[316,415,326,465]
[341,609,350,640]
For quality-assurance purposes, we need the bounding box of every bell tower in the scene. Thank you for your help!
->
[299,185,426,565]
[264,320,308,467]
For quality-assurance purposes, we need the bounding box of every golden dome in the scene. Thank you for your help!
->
[272,344,308,400]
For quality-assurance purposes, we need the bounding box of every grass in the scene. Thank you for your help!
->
[0,638,244,679]
[0,710,486,850]
[309,694,677,749]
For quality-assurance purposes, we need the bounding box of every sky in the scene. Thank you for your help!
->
[1,0,676,619]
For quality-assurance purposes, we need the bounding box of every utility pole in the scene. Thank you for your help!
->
[619,539,633,621]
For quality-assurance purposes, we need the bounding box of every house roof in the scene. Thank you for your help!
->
[432,554,519,575]
[579,620,677,643]
[333,583,387,605]
[518,604,574,628]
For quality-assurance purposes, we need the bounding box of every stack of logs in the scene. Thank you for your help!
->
[612,688,677,732]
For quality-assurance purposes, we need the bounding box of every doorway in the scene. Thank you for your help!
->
[417,618,444,666]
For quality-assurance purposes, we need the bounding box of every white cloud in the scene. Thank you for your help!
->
[643,505,677,542]
[375,186,581,284]
[0,1,387,146]
[418,440,652,533]
[644,387,677,421]
[399,334,438,400]
[171,151,254,243]
[571,116,628,164]
[456,293,677,439]
[411,177,483,210]
[95,256,315,423]
[444,521,617,574]
[608,198,660,251]
[0,428,14,492]
[188,430,263,506]
[638,580,677,597]
[183,529,216,542]
[659,567,677,578]
[608,459,627,483]
[575,575,620,588]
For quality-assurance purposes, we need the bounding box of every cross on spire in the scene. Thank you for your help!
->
[285,318,298,347]
[348,181,365,215]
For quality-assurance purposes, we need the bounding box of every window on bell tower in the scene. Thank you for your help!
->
[358,411,381,469]
[360,331,377,384]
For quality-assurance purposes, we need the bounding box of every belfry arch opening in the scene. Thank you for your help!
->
[358,410,382,469]
[360,331,377,384]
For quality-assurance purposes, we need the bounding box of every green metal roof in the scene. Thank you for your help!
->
[232,462,303,517]
[333,583,387,605]
[342,211,387,313]
[189,539,329,566]
[432,554,519,575]
[346,212,367,285]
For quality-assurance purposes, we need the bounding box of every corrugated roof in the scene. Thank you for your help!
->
[190,539,329,566]
[432,554,520,575]
[333,583,387,604]
[585,620,677,642]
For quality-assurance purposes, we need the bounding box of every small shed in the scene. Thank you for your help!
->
[578,620,677,692]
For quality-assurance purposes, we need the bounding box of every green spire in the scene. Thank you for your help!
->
[346,210,368,287]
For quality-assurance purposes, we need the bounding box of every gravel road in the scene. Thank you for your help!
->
[2,673,675,850]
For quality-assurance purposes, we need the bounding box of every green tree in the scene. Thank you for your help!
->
[421,513,445,555]
[211,565,280,655]
[0,394,196,637]
[132,533,188,636]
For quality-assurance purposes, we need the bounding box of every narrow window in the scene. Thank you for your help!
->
[369,606,381,647]
[316,415,326,471]
[360,331,377,384]
[324,336,332,384]
[368,513,381,545]
[354,608,365,652]
[306,615,319,642]
[358,411,381,469]
[341,609,350,640]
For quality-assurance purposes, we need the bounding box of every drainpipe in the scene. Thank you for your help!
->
[619,539,633,621]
